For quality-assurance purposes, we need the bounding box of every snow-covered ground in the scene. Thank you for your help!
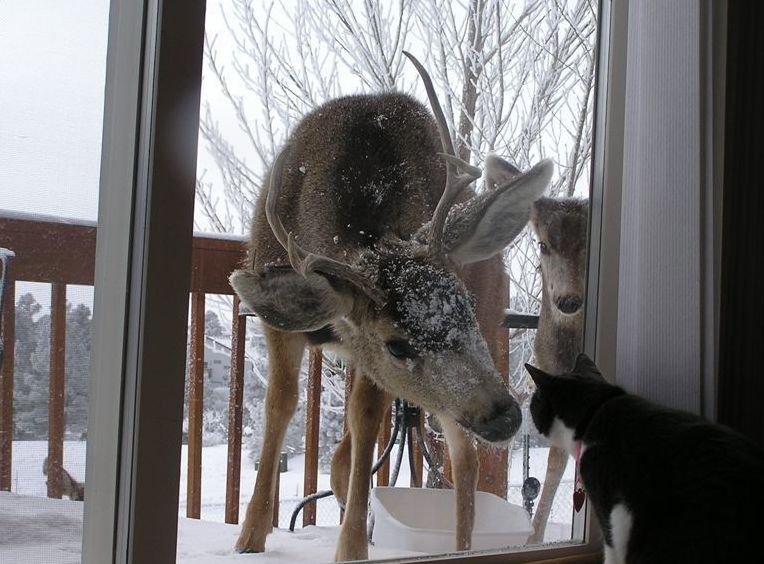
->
[1,441,575,562]
[0,491,425,564]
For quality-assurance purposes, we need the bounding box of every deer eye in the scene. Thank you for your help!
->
[538,241,550,255]
[386,339,416,360]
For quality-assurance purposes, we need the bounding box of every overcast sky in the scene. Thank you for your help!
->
[0,1,109,220]
[0,0,252,223]
[0,1,226,311]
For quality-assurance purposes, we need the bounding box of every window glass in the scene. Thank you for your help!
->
[0,1,109,562]
[179,0,596,561]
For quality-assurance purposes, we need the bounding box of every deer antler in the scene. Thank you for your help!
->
[265,146,386,305]
[402,51,482,263]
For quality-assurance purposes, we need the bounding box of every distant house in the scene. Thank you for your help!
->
[201,334,265,388]
[192,323,270,387]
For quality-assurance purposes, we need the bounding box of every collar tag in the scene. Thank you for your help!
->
[573,441,586,512]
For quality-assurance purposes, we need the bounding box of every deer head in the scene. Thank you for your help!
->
[530,198,589,319]
[230,54,552,443]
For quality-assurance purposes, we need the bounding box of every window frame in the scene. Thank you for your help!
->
[83,1,206,563]
[83,0,626,561]
[82,0,149,560]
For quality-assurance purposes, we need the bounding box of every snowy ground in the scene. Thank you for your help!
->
[1,441,575,563]
[0,492,423,564]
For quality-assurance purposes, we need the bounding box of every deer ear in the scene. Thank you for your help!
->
[230,268,354,332]
[444,159,553,266]
[484,154,521,190]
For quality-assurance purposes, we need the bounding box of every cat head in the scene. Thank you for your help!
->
[526,353,624,452]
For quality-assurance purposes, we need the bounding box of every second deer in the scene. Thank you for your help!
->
[527,197,589,543]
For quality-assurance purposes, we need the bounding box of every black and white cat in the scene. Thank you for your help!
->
[526,353,764,564]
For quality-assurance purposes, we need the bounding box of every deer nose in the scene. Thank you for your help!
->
[555,295,582,315]
[469,397,522,443]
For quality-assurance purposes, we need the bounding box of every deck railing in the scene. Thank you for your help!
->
[0,213,510,527]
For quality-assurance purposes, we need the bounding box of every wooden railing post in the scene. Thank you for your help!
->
[375,404,392,487]
[442,438,453,486]
[343,365,354,434]
[410,410,424,487]
[47,282,66,499]
[0,252,15,492]
[186,292,205,518]
[475,265,510,498]
[303,348,322,527]
[225,297,246,524]
[0,216,253,504]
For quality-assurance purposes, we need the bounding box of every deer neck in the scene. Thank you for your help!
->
[535,290,584,374]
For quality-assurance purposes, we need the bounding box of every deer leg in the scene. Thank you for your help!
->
[440,417,479,552]
[330,431,352,508]
[529,445,569,543]
[334,374,388,562]
[236,327,306,553]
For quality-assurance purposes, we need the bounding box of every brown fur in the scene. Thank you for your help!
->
[527,197,588,543]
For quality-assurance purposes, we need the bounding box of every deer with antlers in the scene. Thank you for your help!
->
[229,52,552,561]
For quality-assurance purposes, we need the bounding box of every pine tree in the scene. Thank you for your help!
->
[204,310,224,337]
[13,294,47,439]
[65,303,91,437]
[12,295,93,439]
[13,293,41,374]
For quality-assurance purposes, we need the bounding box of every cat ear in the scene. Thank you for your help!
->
[525,363,553,387]
[574,353,603,379]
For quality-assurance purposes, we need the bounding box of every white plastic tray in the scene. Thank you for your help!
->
[370,486,534,554]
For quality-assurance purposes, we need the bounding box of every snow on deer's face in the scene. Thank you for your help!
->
[334,249,521,444]
[531,198,589,320]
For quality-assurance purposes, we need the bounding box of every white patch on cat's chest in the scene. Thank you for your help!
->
[606,503,632,564]
[548,417,576,455]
